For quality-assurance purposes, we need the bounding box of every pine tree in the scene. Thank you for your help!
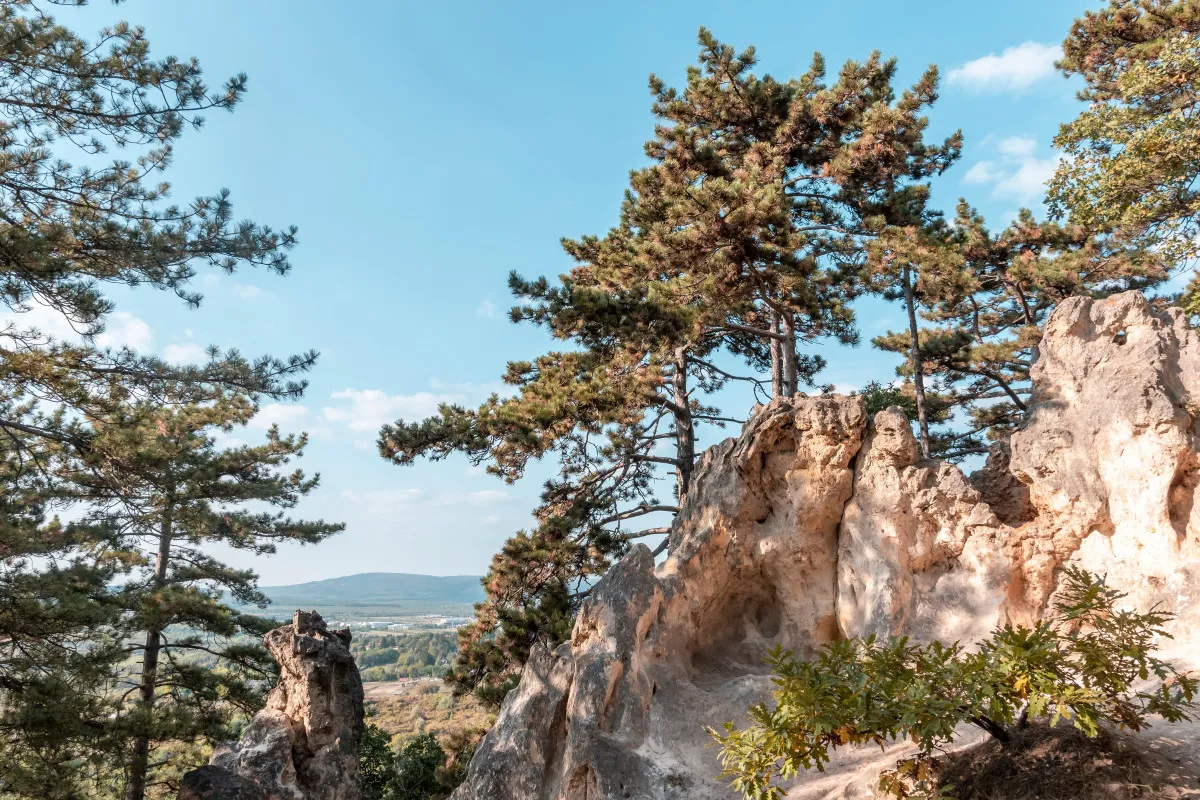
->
[861,214,961,458]
[0,3,321,796]
[618,30,961,395]
[62,397,342,800]
[871,202,1165,458]
[1049,0,1200,310]
[380,29,965,705]
[0,393,131,800]
[381,343,693,703]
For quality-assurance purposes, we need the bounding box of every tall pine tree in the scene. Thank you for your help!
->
[64,397,342,800]
[0,3,324,797]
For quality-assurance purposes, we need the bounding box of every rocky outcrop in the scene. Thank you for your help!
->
[448,290,1200,799]
[180,611,364,800]
[837,407,1011,645]
[1006,292,1200,626]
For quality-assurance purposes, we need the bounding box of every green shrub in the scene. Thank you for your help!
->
[710,568,1197,800]
[360,725,465,800]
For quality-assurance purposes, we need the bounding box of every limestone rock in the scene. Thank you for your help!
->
[181,610,364,800]
[444,290,1200,800]
[969,438,1034,527]
[1006,292,1200,625]
[837,407,1011,644]
[454,395,868,800]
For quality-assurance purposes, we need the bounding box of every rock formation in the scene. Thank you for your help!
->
[179,610,365,800]
[449,290,1200,799]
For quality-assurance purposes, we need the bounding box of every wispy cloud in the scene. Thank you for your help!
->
[961,135,1061,205]
[336,488,510,518]
[232,283,264,300]
[163,342,209,364]
[94,311,155,351]
[997,135,1037,158]
[323,388,465,432]
[476,299,500,319]
[947,42,1060,92]
[433,490,510,506]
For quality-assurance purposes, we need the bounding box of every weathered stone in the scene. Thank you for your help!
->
[1006,292,1200,626]
[970,438,1034,527]
[454,395,869,799]
[178,766,265,800]
[449,291,1200,799]
[837,407,1011,644]
[182,610,364,800]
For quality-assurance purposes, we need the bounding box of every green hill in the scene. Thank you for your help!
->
[242,573,485,618]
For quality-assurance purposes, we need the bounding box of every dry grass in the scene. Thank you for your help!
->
[934,722,1200,800]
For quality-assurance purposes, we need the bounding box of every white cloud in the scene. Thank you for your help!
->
[960,136,1062,205]
[0,304,157,354]
[232,283,264,300]
[998,136,1037,158]
[163,342,209,363]
[947,42,1060,92]
[336,488,509,520]
[250,403,311,430]
[338,488,427,517]
[213,433,250,450]
[963,160,1002,185]
[433,490,510,506]
[480,514,500,525]
[994,156,1061,202]
[476,299,499,319]
[94,311,155,352]
[323,388,465,432]
[0,303,80,343]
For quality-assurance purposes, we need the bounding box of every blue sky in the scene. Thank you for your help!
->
[52,0,1095,583]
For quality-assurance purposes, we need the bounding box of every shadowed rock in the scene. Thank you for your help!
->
[178,766,264,800]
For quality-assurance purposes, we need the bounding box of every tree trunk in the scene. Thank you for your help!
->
[779,312,799,397]
[125,505,173,800]
[672,346,695,499]
[903,264,931,459]
[770,310,784,397]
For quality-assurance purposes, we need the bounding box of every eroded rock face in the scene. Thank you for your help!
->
[837,407,1011,645]
[1007,292,1200,626]
[449,290,1200,799]
[178,766,265,800]
[455,396,867,800]
[180,611,364,800]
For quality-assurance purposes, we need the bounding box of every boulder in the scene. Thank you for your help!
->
[180,610,364,800]
[178,766,264,800]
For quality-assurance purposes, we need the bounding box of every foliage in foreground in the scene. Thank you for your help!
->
[360,727,476,800]
[710,568,1198,800]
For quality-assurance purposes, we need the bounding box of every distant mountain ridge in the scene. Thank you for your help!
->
[243,572,485,616]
